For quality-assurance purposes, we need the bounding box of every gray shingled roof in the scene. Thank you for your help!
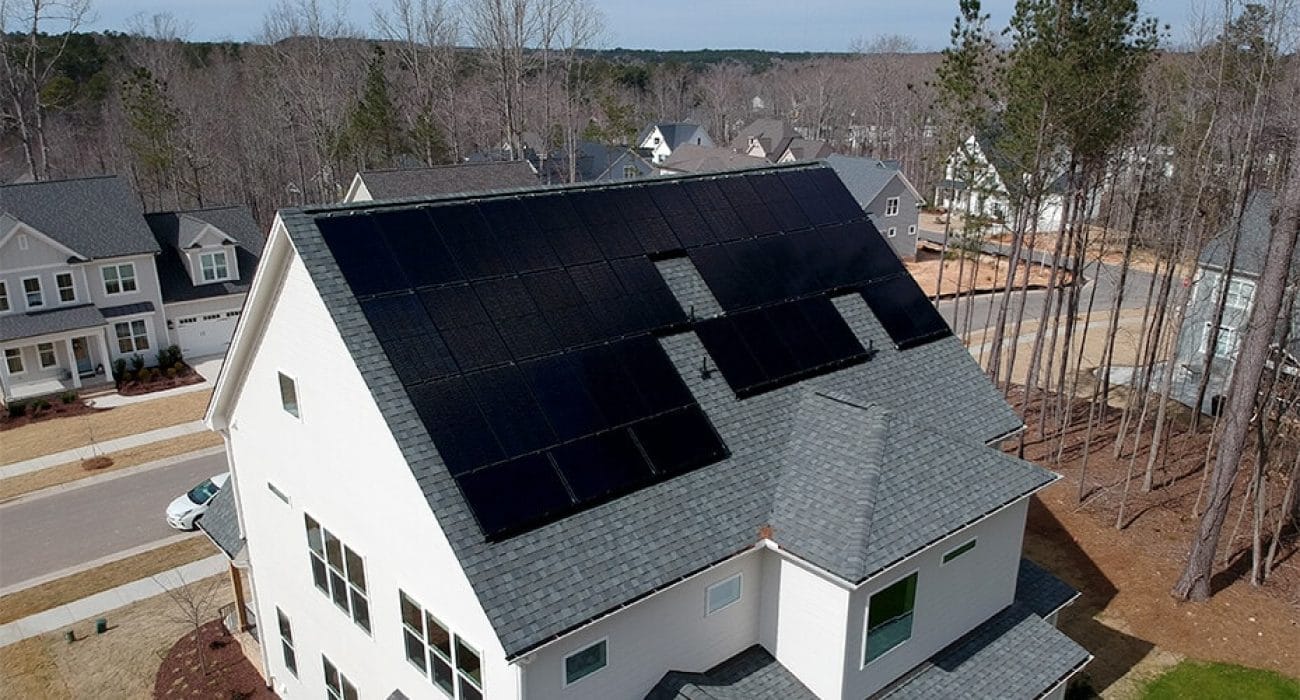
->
[780,138,832,161]
[280,164,1026,658]
[146,206,265,304]
[646,646,818,700]
[729,119,798,161]
[357,162,538,200]
[0,175,159,259]
[0,304,105,343]
[1198,191,1300,278]
[660,145,770,174]
[827,154,911,210]
[1016,558,1080,619]
[101,301,155,318]
[639,123,712,152]
[883,603,1091,699]
[771,394,1054,582]
[197,483,244,559]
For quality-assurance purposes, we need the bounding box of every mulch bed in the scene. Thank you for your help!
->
[117,367,206,397]
[154,620,276,699]
[0,398,107,431]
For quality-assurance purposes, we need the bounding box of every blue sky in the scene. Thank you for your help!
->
[85,0,1193,51]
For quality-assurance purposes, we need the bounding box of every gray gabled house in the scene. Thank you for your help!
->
[1169,191,1300,413]
[827,155,924,261]
[636,122,715,165]
[345,161,540,203]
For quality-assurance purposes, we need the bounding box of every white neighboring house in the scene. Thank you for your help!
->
[203,165,1089,700]
[0,176,261,402]
[636,123,715,165]
[935,133,1097,233]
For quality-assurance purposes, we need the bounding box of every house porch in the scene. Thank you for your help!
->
[1,327,116,403]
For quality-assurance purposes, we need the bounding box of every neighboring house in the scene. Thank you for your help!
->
[1168,191,1300,414]
[935,132,1096,233]
[730,119,833,164]
[574,142,657,183]
[658,144,769,175]
[827,154,924,261]
[205,164,1089,699]
[636,122,715,165]
[0,176,261,402]
[344,162,540,203]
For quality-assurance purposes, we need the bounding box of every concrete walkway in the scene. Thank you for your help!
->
[0,420,209,479]
[0,553,226,647]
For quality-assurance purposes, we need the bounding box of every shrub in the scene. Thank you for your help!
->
[60,390,78,404]
[156,349,170,368]
[166,367,178,378]
[173,361,186,374]
[113,358,127,384]
[130,354,145,372]
[120,370,134,383]
[29,399,50,416]
[168,344,183,364]
[7,401,27,418]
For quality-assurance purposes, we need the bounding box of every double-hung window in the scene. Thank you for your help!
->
[0,281,9,312]
[1225,278,1255,310]
[22,277,43,309]
[37,343,57,369]
[885,197,900,217]
[4,348,23,374]
[864,572,918,664]
[1202,323,1240,358]
[400,591,484,700]
[115,320,149,354]
[277,608,297,676]
[56,272,76,303]
[322,655,358,700]
[304,515,370,632]
[102,263,137,294]
[200,251,230,282]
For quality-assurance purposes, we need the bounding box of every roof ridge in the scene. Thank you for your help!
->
[361,160,531,175]
[0,173,121,189]
[147,204,247,216]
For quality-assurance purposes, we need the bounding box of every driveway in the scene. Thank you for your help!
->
[0,450,227,589]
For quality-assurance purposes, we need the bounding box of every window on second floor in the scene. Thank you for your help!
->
[887,227,897,238]
[277,607,298,677]
[908,225,917,236]
[22,277,43,309]
[1225,278,1255,310]
[0,280,9,312]
[56,272,76,303]
[564,639,608,687]
[1202,323,1240,359]
[200,251,231,282]
[942,538,977,564]
[305,514,370,633]
[706,573,743,615]
[322,655,358,700]
[400,591,484,700]
[623,165,639,179]
[279,372,300,418]
[864,571,918,665]
[102,263,137,295]
[885,197,900,217]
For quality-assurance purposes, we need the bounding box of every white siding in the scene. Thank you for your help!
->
[522,551,764,700]
[762,554,850,699]
[841,498,1030,699]
[225,247,515,700]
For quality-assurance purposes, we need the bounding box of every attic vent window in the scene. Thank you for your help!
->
[279,371,300,418]
[16,234,28,250]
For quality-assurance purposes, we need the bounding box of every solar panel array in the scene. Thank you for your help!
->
[315,166,952,539]
[318,195,729,541]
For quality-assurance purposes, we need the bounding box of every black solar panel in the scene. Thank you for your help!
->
[551,430,655,502]
[860,274,954,350]
[694,296,869,397]
[372,209,462,288]
[454,453,573,538]
[318,215,409,297]
[634,406,728,476]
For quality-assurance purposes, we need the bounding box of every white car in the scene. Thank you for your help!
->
[166,472,230,530]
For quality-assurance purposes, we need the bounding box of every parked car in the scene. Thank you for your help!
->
[166,472,230,530]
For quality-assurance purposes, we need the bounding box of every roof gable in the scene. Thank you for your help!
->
[0,175,159,259]
[827,154,922,207]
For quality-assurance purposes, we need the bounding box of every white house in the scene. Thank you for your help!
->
[0,176,261,402]
[636,123,715,165]
[203,164,1089,700]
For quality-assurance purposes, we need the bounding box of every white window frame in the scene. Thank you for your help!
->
[199,250,231,282]
[114,319,150,355]
[16,233,28,250]
[940,538,977,566]
[55,271,76,303]
[562,638,609,688]
[304,514,370,634]
[885,197,900,217]
[21,276,43,309]
[101,263,138,295]
[1201,323,1240,359]
[623,164,639,179]
[279,370,301,419]
[277,607,298,677]
[705,573,743,616]
[37,342,57,369]
[399,590,484,699]
[4,348,24,375]
[908,225,917,236]
[0,280,9,312]
[1225,278,1255,310]
[887,227,897,238]
[322,654,358,700]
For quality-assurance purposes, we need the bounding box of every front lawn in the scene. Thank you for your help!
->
[1142,661,1300,699]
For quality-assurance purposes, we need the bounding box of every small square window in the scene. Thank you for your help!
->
[706,573,742,615]
[887,227,897,238]
[908,225,917,236]
[564,639,608,686]
[279,371,299,418]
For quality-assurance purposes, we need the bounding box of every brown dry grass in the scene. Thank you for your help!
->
[0,431,223,502]
[0,576,233,699]
[0,536,214,625]
[0,389,212,466]
[906,249,1064,299]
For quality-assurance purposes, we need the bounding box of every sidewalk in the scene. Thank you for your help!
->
[0,420,209,479]
[0,554,226,647]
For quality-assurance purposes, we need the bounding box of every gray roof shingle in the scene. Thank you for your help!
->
[357,162,539,200]
[882,603,1091,699]
[100,301,155,318]
[646,646,818,700]
[729,119,799,161]
[0,304,105,343]
[639,123,712,152]
[197,483,244,559]
[826,154,911,208]
[660,145,770,174]
[1015,558,1079,619]
[0,175,159,259]
[145,206,265,304]
[280,164,1027,658]
[1198,191,1300,278]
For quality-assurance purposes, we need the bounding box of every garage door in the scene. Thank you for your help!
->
[174,310,240,358]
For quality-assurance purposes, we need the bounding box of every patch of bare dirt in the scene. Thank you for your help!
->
[154,620,276,699]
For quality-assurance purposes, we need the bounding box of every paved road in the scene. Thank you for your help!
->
[0,451,227,588]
